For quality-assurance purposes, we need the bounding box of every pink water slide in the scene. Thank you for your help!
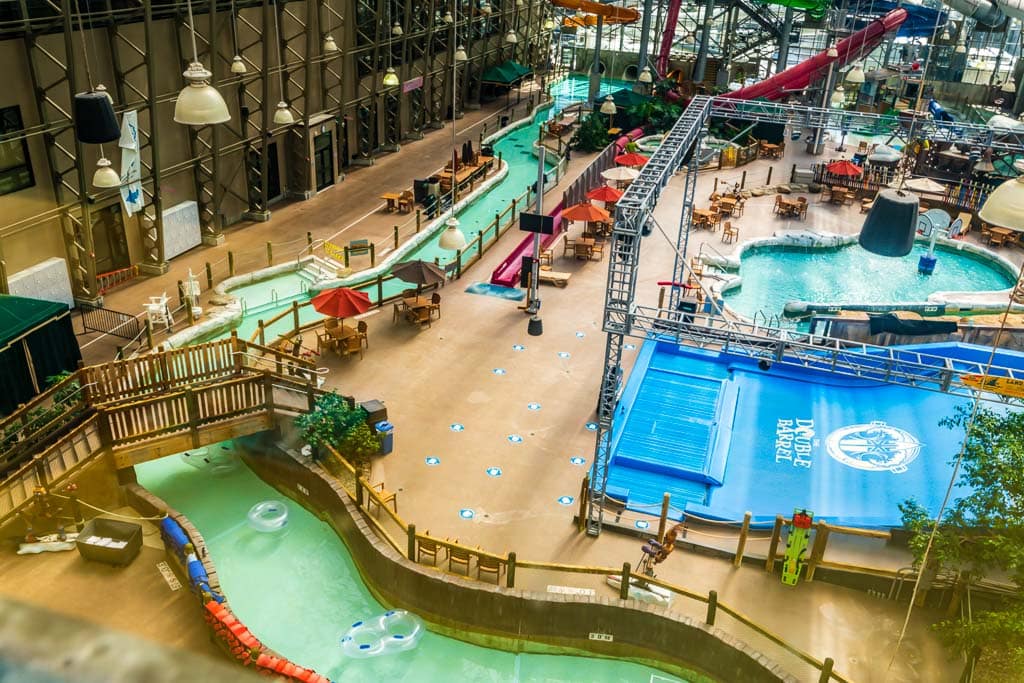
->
[719,8,908,101]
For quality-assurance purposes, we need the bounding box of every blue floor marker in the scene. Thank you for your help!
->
[634,520,650,530]
[575,331,586,339]
[557,351,571,359]
[569,456,587,466]
[425,456,441,466]
[557,496,574,506]
[459,508,475,519]
[624,343,636,351]
[492,368,507,376]
[585,422,598,431]
[450,423,465,432]
[512,344,526,352]
[485,467,502,477]
[527,402,541,411]
[507,434,523,444]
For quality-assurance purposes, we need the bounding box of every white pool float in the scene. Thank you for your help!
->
[247,500,288,533]
[340,610,424,658]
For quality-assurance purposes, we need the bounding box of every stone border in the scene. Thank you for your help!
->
[234,435,799,683]
[702,231,1022,321]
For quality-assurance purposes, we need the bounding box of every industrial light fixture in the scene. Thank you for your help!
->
[271,0,293,124]
[439,215,467,250]
[978,161,1024,231]
[860,189,920,257]
[826,45,838,58]
[516,0,524,6]
[505,29,518,44]
[846,63,865,84]
[229,0,247,73]
[830,85,845,107]
[92,156,121,188]
[543,17,554,30]
[941,29,951,41]
[323,0,338,53]
[443,10,453,23]
[638,66,653,83]
[955,42,967,54]
[392,21,403,36]
[600,95,617,115]
[1000,80,1017,94]
[175,0,230,124]
[455,44,468,61]
[383,67,400,87]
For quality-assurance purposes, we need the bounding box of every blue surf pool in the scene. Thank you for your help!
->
[137,452,689,682]
[721,242,1015,321]
[605,340,1024,527]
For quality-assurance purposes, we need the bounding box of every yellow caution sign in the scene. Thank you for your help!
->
[962,374,1024,398]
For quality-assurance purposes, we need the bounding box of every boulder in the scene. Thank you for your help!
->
[776,184,792,194]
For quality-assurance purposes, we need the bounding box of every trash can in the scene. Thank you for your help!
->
[500,115,510,128]
[376,421,394,455]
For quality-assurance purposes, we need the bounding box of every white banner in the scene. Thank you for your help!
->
[118,110,143,217]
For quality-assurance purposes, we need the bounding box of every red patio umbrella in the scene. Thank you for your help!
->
[311,287,372,320]
[614,152,650,167]
[826,160,863,177]
[561,201,611,222]
[586,185,624,203]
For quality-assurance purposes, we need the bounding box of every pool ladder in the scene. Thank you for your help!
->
[752,310,781,332]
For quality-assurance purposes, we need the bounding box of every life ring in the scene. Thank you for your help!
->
[340,610,424,658]
[247,500,288,533]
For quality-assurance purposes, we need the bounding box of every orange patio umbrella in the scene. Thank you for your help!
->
[561,201,611,222]
[826,160,863,177]
[311,287,372,320]
[586,185,624,203]
[614,152,650,167]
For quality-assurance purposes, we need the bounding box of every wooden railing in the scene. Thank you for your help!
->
[316,443,847,683]
[0,372,87,478]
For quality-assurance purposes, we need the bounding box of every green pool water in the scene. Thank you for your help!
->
[210,75,628,342]
[136,451,690,682]
[722,243,1015,321]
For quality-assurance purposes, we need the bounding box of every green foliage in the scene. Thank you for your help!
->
[337,422,381,469]
[569,113,612,153]
[624,100,683,134]
[899,404,1024,671]
[1,371,83,454]
[294,392,368,457]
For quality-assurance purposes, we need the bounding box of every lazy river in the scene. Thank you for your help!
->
[136,448,691,682]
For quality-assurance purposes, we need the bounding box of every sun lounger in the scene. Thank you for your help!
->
[538,269,571,288]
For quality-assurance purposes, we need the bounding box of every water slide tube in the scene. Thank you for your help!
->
[942,0,1022,26]
[718,8,908,102]
[550,0,640,23]
[656,0,684,74]
[928,99,955,122]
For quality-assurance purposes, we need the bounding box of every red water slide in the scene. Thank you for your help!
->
[656,0,684,74]
[719,8,908,101]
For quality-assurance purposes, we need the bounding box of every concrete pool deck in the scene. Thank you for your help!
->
[62,115,1011,681]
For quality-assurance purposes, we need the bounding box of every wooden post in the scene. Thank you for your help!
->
[511,196,517,219]
[306,231,313,246]
[766,514,784,573]
[706,590,718,625]
[185,301,195,326]
[506,551,516,588]
[806,521,830,582]
[766,166,773,185]
[205,262,213,289]
[291,301,300,335]
[455,249,462,279]
[407,523,417,561]
[115,345,125,360]
[394,226,399,249]
[657,493,671,542]
[228,251,235,276]
[658,287,665,309]
[818,658,834,683]
[476,232,483,259]
[343,246,350,268]
[415,209,421,233]
[231,332,244,371]
[355,477,364,508]
[266,241,273,266]
[619,562,631,600]
[790,163,797,183]
[306,379,316,411]
[184,386,200,447]
[262,369,274,413]
[177,280,185,307]
[376,276,384,305]
[713,177,719,193]
[369,244,376,266]
[258,320,266,346]
[734,510,752,567]
[144,319,154,349]
[741,170,747,188]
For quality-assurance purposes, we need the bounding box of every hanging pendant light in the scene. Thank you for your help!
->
[439,215,467,250]
[543,17,554,30]
[273,101,294,124]
[323,35,338,53]
[826,45,838,58]
[392,21,403,36]
[443,10,453,23]
[505,29,518,44]
[92,155,121,188]
[175,0,230,125]
[231,55,247,74]
[455,45,468,61]
[955,42,967,54]
[1000,80,1017,94]
[830,85,845,107]
[638,66,653,83]
[859,189,919,257]
[229,0,247,74]
[979,161,1024,231]
[941,29,951,41]
[383,67,401,87]
[74,91,120,143]
[846,63,865,84]
[516,0,524,6]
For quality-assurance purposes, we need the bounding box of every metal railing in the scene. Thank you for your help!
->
[78,303,142,341]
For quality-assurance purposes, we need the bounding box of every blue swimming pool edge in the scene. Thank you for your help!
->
[702,230,1022,322]
[127,438,796,683]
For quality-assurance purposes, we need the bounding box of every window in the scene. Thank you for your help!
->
[0,106,35,196]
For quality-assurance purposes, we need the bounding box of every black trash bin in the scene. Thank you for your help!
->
[500,115,510,128]
[376,421,394,455]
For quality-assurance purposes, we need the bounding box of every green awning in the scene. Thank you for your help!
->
[592,88,652,110]
[0,295,67,350]
[481,61,532,85]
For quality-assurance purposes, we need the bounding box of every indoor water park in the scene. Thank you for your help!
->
[5,1,1024,682]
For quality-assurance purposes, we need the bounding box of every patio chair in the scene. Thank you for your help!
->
[367,482,397,516]
[772,195,782,215]
[819,186,832,203]
[562,235,576,257]
[316,331,337,355]
[397,190,415,213]
[477,551,504,584]
[406,306,432,328]
[732,199,745,217]
[988,233,1007,248]
[590,241,605,261]
[392,301,407,324]
[448,544,471,575]
[324,317,341,332]
[797,197,808,219]
[429,292,441,319]
[980,224,992,242]
[145,293,175,329]
[357,320,368,348]
[416,533,445,566]
[721,222,739,244]
[339,334,363,359]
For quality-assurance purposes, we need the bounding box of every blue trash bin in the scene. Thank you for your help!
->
[376,421,394,455]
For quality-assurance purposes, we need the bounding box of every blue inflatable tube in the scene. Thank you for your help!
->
[160,517,190,550]
[188,559,209,587]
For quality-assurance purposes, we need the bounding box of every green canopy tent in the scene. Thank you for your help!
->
[480,61,533,108]
[591,88,652,111]
[0,295,81,415]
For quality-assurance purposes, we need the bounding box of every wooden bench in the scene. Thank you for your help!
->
[538,269,571,288]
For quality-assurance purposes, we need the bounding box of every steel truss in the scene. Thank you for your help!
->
[585,96,1024,536]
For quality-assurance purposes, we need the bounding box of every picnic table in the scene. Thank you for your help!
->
[380,192,402,212]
